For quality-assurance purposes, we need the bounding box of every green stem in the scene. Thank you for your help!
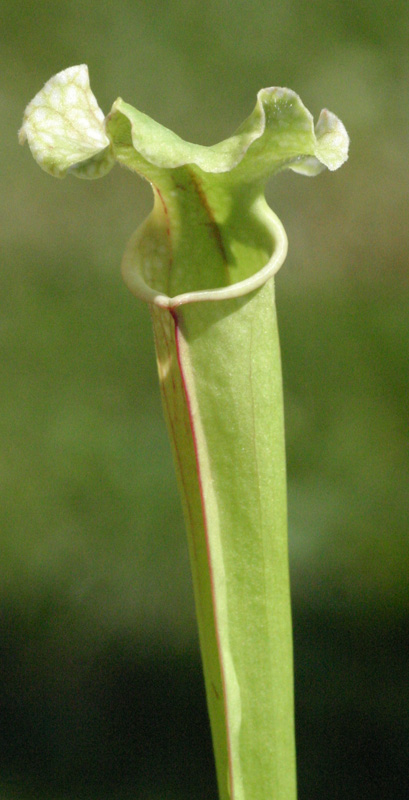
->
[121,171,295,798]
[151,282,296,799]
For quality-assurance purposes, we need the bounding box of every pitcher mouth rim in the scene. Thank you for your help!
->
[121,209,288,309]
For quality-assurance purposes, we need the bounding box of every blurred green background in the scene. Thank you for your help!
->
[2,0,409,797]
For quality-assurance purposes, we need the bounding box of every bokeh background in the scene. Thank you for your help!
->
[2,1,409,798]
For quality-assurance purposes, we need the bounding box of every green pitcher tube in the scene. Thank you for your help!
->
[19,65,349,800]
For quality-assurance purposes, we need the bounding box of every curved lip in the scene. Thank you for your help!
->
[122,210,288,309]
[111,87,291,176]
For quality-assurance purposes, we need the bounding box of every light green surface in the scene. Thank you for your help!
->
[19,66,347,799]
